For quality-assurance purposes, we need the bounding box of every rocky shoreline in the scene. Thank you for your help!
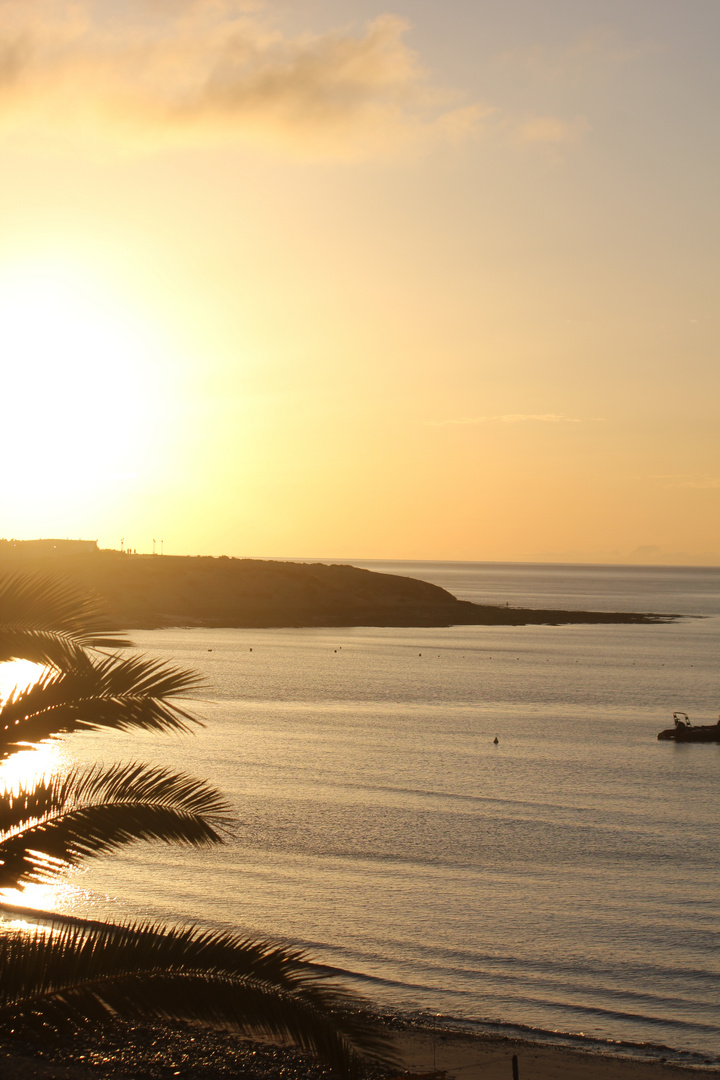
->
[2,1014,715,1080]
[0,1018,380,1080]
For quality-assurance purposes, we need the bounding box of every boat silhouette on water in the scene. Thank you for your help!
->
[657,711,720,742]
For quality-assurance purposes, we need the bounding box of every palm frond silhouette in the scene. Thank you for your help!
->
[0,762,232,889]
[0,653,204,759]
[0,573,132,668]
[0,920,393,1075]
[0,571,392,1075]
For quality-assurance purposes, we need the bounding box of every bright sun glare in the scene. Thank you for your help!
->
[0,258,169,506]
[0,659,58,792]
[0,659,71,914]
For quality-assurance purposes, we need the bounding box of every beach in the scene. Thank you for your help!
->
[392,1021,720,1078]
[2,1017,718,1080]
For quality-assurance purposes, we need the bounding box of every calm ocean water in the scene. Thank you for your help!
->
[7,563,720,1066]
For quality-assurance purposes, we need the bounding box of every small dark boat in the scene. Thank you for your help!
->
[657,711,720,742]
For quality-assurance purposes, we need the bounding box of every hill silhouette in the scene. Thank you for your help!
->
[0,546,675,628]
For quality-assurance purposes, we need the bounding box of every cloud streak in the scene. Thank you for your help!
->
[0,0,492,156]
[496,29,660,86]
[515,114,590,144]
[647,474,720,490]
[423,413,591,427]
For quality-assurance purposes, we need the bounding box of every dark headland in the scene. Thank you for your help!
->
[0,542,678,628]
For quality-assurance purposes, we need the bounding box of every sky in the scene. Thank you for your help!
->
[0,0,718,564]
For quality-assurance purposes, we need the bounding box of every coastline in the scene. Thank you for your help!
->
[0,550,679,628]
[3,908,716,1077]
[1,562,714,1075]
[2,1014,718,1079]
[392,1017,720,1078]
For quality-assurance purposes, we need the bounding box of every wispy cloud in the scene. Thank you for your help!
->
[515,114,590,144]
[0,0,493,156]
[647,474,720,490]
[496,29,660,86]
[423,413,591,427]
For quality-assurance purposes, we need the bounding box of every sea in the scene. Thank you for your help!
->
[3,561,720,1068]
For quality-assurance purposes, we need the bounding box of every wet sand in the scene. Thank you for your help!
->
[392,1023,719,1079]
[1,1017,717,1080]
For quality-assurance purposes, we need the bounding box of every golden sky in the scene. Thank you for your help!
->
[1,0,718,564]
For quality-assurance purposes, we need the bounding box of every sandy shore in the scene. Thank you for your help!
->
[2,1016,718,1080]
[392,1022,719,1079]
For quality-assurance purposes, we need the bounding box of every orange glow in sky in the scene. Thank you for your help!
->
[1,1,717,564]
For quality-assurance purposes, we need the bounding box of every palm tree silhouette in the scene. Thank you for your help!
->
[0,573,393,1075]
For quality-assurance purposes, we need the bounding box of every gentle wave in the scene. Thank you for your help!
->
[320,964,720,1067]
[46,563,720,1062]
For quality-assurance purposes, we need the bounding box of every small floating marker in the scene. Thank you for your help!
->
[493,736,499,744]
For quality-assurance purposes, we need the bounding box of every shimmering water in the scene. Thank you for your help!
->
[8,563,720,1065]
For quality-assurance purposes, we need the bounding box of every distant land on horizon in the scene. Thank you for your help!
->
[0,541,677,628]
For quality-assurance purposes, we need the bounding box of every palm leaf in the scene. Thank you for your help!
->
[0,762,233,889]
[0,574,131,669]
[0,571,388,1077]
[0,920,397,1076]
[0,652,205,758]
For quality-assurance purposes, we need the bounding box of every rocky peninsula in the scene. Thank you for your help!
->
[0,544,676,628]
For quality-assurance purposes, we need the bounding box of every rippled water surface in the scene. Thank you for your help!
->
[16,563,720,1065]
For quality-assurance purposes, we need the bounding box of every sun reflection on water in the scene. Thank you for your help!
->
[0,658,44,704]
[0,658,73,914]
[1,884,61,915]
